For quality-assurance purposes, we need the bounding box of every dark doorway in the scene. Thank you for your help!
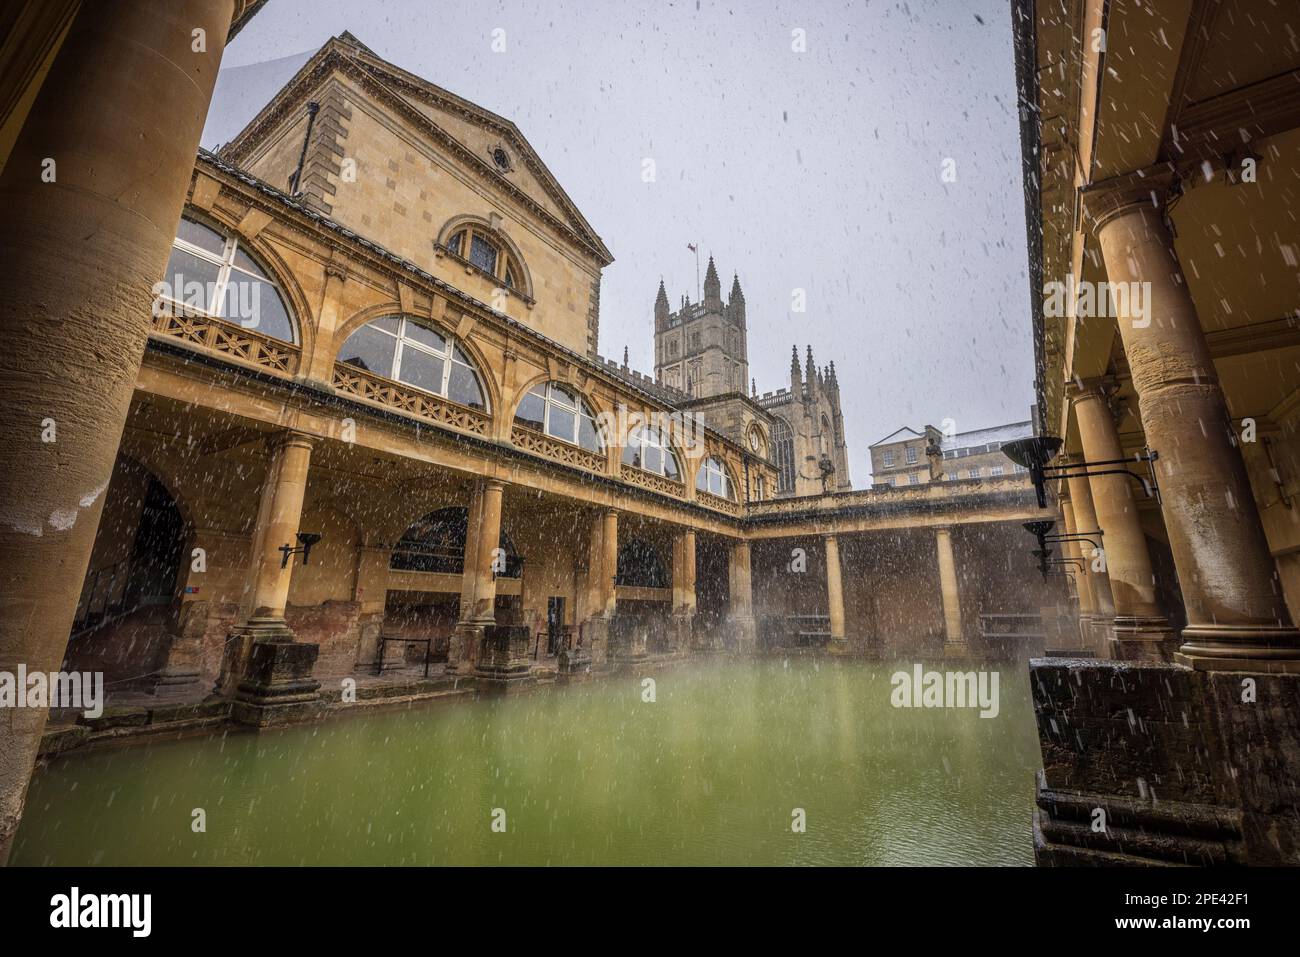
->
[547,596,566,654]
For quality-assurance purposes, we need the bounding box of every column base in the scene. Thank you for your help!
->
[728,616,757,656]
[670,613,695,655]
[1175,623,1300,674]
[230,622,322,728]
[473,624,535,694]
[608,614,649,666]
[448,620,489,676]
[941,637,971,660]
[827,635,851,656]
[557,646,593,683]
[1108,617,1177,662]
[581,616,610,666]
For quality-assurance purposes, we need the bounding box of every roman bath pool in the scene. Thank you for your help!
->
[11,659,1041,866]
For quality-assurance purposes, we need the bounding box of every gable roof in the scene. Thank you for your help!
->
[870,426,924,448]
[220,32,612,266]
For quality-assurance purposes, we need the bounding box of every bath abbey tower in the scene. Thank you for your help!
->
[651,261,851,497]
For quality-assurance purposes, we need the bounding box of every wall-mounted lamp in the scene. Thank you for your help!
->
[1002,436,1160,509]
[279,531,322,569]
[1023,520,1102,581]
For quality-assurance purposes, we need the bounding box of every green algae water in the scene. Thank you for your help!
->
[12,659,1041,866]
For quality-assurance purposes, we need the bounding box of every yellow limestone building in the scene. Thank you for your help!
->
[0,13,1057,860]
[64,32,1057,699]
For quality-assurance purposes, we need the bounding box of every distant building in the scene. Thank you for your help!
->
[870,419,1032,487]
[651,260,851,498]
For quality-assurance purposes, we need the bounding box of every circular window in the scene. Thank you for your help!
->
[491,146,511,171]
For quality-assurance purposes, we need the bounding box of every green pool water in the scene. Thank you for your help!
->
[11,659,1042,866]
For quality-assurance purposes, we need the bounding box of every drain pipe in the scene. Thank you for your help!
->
[288,101,320,196]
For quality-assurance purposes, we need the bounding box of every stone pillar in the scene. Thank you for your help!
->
[1059,492,1095,642]
[727,540,757,654]
[935,526,966,656]
[671,527,697,653]
[1091,198,1300,671]
[580,508,617,665]
[1071,383,1175,660]
[0,0,241,865]
[1064,463,1116,652]
[448,479,504,674]
[824,534,847,652]
[224,432,322,725]
[353,544,400,673]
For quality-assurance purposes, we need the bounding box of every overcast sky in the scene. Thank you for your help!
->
[204,0,1035,483]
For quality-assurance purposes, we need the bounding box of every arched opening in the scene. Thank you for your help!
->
[337,315,487,410]
[616,538,669,588]
[66,455,187,685]
[390,506,522,577]
[159,214,298,344]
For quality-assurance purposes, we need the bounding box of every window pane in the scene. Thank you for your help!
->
[709,470,723,495]
[469,234,497,274]
[339,324,397,376]
[161,247,220,312]
[223,274,293,341]
[447,361,484,409]
[577,414,600,451]
[448,231,464,256]
[175,217,226,255]
[516,390,545,429]
[548,406,576,443]
[621,442,640,467]
[403,320,446,352]
[230,243,269,278]
[548,384,576,409]
[696,466,708,492]
[643,445,662,474]
[397,347,445,394]
[663,452,679,479]
[370,315,400,335]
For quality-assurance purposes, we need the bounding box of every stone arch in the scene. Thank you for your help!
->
[436,213,535,300]
[173,205,314,363]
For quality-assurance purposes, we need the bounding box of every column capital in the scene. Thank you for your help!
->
[1080,164,1179,234]
[267,429,316,454]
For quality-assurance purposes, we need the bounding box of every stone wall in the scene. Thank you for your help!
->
[1032,658,1300,865]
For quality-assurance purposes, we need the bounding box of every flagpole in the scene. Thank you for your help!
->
[695,244,700,302]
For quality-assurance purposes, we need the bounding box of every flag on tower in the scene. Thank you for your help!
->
[686,243,697,252]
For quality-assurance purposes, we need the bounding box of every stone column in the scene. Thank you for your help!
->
[0,0,242,865]
[935,526,966,656]
[353,544,400,673]
[824,534,847,652]
[727,540,757,654]
[580,508,617,665]
[671,527,697,653]
[1059,492,1094,633]
[1071,383,1175,660]
[224,432,321,725]
[1064,462,1116,652]
[1091,197,1300,671]
[448,479,504,674]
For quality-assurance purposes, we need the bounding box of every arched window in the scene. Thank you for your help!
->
[159,215,296,343]
[515,382,602,452]
[695,456,734,500]
[772,419,795,494]
[621,425,681,480]
[338,316,486,410]
[445,221,527,293]
[390,507,521,577]
[616,539,669,588]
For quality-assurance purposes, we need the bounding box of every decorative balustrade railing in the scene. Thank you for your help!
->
[151,309,300,374]
[333,363,490,436]
[510,425,607,474]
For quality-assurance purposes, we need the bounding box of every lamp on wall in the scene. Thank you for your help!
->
[1002,436,1160,509]
[279,531,322,568]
